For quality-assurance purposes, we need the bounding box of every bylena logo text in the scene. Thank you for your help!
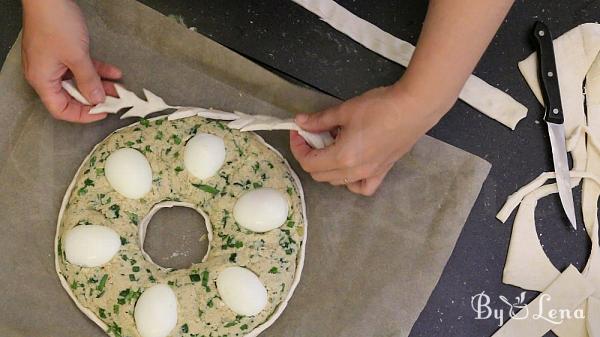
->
[470,291,585,327]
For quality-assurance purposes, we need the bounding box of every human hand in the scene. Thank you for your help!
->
[21,0,121,123]
[290,84,450,196]
[289,0,512,196]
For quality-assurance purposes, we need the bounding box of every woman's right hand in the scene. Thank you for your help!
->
[21,0,121,123]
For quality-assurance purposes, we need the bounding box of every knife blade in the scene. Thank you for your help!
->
[533,21,577,230]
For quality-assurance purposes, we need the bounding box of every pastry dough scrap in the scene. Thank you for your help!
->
[60,81,332,149]
[496,23,600,337]
[492,265,595,337]
[291,0,528,129]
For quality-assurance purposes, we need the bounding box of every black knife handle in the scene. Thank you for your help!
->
[533,21,564,124]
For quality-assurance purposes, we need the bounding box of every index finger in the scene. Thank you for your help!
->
[36,79,107,123]
[289,130,339,172]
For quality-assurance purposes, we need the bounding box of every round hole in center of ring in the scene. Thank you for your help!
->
[139,202,212,269]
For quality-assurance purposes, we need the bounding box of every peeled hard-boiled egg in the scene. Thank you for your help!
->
[184,133,226,179]
[105,148,153,199]
[63,225,121,267]
[233,188,289,232]
[216,267,267,316]
[134,284,178,337]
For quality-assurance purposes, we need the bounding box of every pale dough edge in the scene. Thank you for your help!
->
[54,115,308,337]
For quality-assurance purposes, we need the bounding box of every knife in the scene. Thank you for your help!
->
[533,21,577,230]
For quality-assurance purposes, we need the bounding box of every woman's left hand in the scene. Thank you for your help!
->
[290,84,449,196]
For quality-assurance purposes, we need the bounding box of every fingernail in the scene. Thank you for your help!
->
[113,68,123,78]
[296,114,308,124]
[90,88,105,104]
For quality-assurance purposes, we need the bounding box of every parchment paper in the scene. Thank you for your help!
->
[0,1,491,336]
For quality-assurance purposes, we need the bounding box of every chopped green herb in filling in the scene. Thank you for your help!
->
[189,274,201,283]
[108,204,120,218]
[58,116,304,336]
[107,322,122,337]
[96,274,109,291]
[192,183,219,195]
[125,211,139,225]
[171,134,182,144]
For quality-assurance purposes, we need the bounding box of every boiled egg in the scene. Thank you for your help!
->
[105,148,153,199]
[63,225,121,267]
[134,284,178,337]
[184,133,226,179]
[216,267,267,316]
[233,188,288,232]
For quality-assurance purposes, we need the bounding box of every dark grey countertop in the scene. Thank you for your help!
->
[2,1,598,336]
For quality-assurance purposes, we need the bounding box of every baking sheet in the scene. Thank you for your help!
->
[0,0,491,336]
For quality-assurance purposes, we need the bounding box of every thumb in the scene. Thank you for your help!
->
[67,54,105,105]
[295,107,343,133]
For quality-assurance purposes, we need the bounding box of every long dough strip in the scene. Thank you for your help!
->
[501,171,600,291]
[588,297,600,337]
[517,24,600,228]
[290,0,528,129]
[496,125,600,223]
[495,24,600,337]
[60,81,333,149]
[492,266,595,337]
[582,53,600,245]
